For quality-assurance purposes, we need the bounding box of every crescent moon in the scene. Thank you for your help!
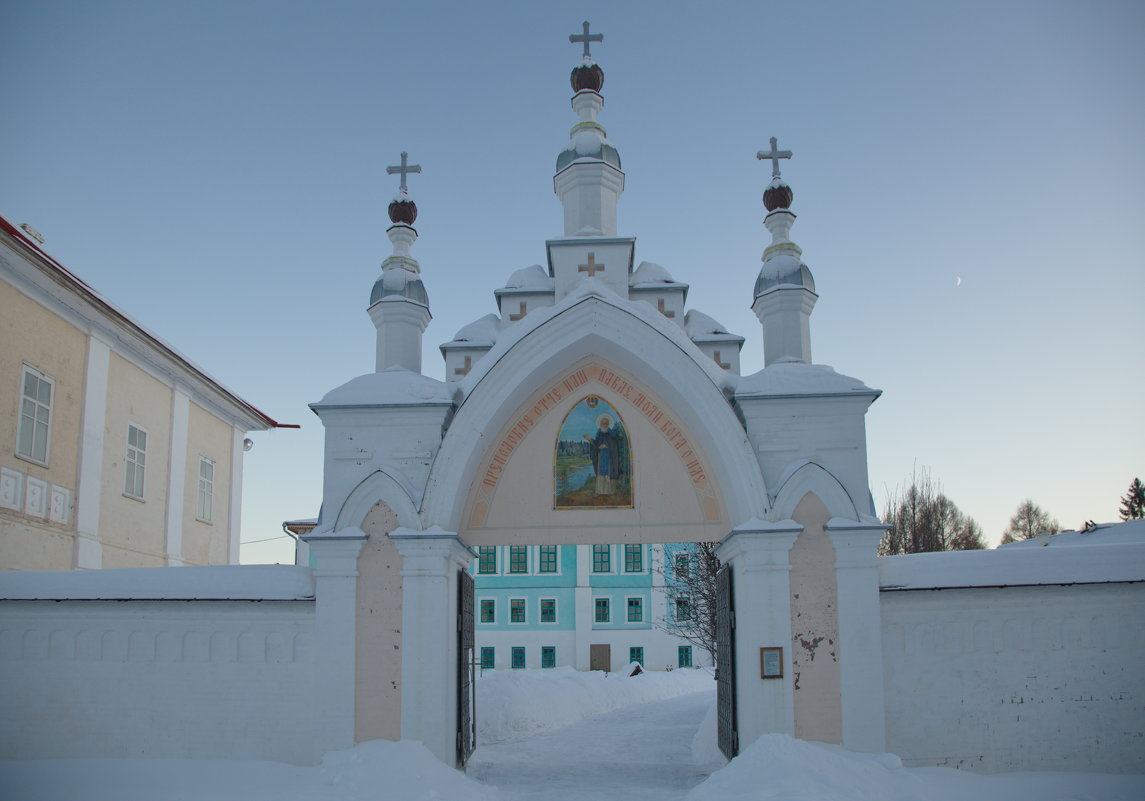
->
[956,276,962,287]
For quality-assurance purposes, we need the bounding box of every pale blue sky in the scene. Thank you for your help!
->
[3,0,1142,560]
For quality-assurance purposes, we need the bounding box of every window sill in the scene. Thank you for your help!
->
[14,453,50,469]
[122,492,145,503]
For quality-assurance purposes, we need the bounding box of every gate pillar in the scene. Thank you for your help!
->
[303,531,368,756]
[825,521,887,753]
[717,519,801,752]
[389,527,474,766]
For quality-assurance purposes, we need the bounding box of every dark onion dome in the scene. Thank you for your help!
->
[763,179,793,212]
[388,195,417,225]
[570,61,604,93]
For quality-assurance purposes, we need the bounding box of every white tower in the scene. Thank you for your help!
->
[751,138,818,366]
[548,22,635,301]
[369,152,432,373]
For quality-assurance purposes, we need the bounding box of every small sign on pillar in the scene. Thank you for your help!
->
[760,647,783,679]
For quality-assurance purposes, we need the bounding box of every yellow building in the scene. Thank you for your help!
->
[0,216,288,570]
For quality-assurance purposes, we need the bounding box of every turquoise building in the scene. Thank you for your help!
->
[470,542,707,671]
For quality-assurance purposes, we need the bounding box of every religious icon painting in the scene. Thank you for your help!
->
[554,396,633,509]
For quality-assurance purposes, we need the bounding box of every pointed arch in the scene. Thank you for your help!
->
[421,295,767,532]
[769,460,861,523]
[334,468,422,533]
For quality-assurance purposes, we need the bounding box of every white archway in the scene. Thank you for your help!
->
[335,468,422,533]
[421,293,768,533]
[769,459,863,523]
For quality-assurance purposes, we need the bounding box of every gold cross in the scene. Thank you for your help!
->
[712,351,730,370]
[657,298,675,318]
[509,302,527,321]
[579,252,605,278]
[454,356,472,377]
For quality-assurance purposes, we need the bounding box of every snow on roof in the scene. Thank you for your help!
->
[629,260,678,286]
[735,362,879,399]
[879,542,1145,591]
[0,565,315,601]
[456,277,736,398]
[501,264,554,292]
[311,366,451,409]
[684,309,733,338]
[447,313,502,345]
[999,518,1145,548]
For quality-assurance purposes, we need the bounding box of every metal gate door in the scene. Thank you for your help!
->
[457,568,476,767]
[716,563,738,760]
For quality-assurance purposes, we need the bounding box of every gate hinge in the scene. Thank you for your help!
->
[457,613,462,632]
[730,610,736,630]
[456,731,462,750]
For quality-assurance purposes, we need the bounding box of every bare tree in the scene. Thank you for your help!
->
[655,542,721,667]
[879,466,986,555]
[1000,499,1060,544]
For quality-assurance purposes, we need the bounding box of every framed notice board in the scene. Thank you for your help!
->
[760,647,783,679]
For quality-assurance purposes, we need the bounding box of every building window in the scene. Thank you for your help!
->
[510,598,526,623]
[480,599,495,623]
[509,545,528,573]
[627,597,643,622]
[592,544,611,572]
[538,544,557,573]
[674,553,690,578]
[124,424,147,499]
[540,598,557,623]
[541,646,556,669]
[678,646,693,668]
[511,647,525,669]
[481,647,495,669]
[478,546,496,574]
[197,457,214,522]
[624,544,642,573]
[17,366,53,465]
[674,597,692,622]
[594,597,610,623]
[629,646,644,665]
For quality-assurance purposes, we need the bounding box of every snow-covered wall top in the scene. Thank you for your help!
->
[0,564,316,600]
[735,363,879,399]
[879,542,1145,591]
[999,519,1145,549]
[311,367,451,408]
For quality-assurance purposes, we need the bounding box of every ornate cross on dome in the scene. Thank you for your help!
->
[579,252,605,278]
[757,137,793,179]
[386,152,422,192]
[570,20,603,59]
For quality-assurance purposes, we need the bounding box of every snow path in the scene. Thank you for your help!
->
[467,688,715,801]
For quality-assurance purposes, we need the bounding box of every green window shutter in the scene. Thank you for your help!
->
[678,646,692,668]
[541,646,556,668]
[629,647,644,665]
[512,647,525,669]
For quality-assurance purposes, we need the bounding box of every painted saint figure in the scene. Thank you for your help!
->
[583,414,620,495]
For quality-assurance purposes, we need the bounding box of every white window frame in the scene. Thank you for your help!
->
[16,364,53,467]
[507,544,530,575]
[124,423,148,500]
[593,596,611,624]
[537,544,561,574]
[538,597,558,624]
[509,597,528,624]
[625,595,644,624]
[196,456,215,523]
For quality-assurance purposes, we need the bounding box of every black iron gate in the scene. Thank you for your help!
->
[457,568,476,767]
[716,563,738,760]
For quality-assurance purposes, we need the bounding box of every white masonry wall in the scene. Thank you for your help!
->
[0,566,322,765]
[880,581,1145,774]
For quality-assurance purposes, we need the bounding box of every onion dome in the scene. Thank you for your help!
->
[388,190,417,225]
[763,178,793,212]
[370,267,429,306]
[571,60,604,93]
[754,253,816,298]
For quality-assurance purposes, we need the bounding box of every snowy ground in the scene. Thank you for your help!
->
[3,668,1143,801]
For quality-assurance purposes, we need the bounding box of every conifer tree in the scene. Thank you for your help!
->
[1120,477,1145,520]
